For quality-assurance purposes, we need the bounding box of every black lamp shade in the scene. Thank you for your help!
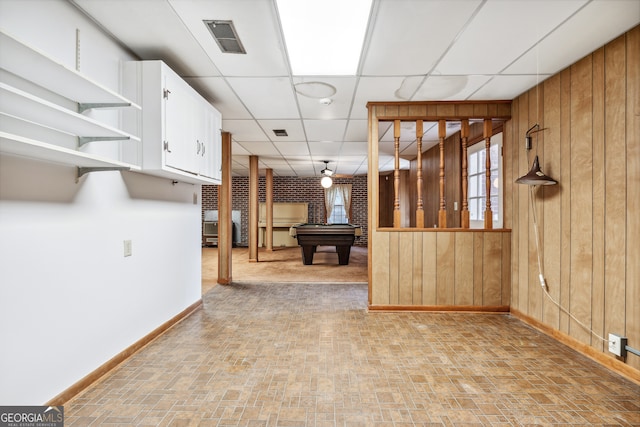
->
[515,155,557,186]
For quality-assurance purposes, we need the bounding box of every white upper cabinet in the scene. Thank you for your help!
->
[126,60,222,185]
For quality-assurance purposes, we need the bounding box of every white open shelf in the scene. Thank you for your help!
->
[0,83,140,141]
[0,30,141,109]
[0,29,141,176]
[0,131,140,170]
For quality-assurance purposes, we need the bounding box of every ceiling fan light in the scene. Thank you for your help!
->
[321,160,333,176]
[321,168,334,176]
[321,176,333,188]
[515,155,557,186]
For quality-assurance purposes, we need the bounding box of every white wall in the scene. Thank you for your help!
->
[0,0,202,404]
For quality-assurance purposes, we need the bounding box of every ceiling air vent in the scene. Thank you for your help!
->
[204,20,246,54]
[273,129,288,137]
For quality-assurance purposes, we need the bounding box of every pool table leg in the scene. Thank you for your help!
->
[336,245,351,265]
[301,245,317,265]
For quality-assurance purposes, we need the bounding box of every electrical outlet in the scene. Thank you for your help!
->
[608,333,627,357]
[124,240,132,257]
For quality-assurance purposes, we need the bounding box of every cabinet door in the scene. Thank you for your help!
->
[211,107,222,180]
[198,103,222,181]
[163,70,197,174]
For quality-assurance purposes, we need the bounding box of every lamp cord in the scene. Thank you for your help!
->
[528,185,608,343]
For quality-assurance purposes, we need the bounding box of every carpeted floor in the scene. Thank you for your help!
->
[202,245,368,294]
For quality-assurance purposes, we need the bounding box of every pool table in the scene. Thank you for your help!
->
[290,223,362,265]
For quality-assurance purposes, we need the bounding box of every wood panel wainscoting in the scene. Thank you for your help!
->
[369,229,511,312]
[46,300,203,405]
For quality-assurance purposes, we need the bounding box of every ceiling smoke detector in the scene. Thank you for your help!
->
[204,20,246,54]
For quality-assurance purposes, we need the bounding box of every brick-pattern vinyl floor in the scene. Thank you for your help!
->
[65,282,639,426]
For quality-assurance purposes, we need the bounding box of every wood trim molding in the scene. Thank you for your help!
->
[46,299,203,406]
[511,308,640,385]
[368,305,509,313]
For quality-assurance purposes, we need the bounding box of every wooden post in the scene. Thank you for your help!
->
[217,131,232,284]
[415,120,424,228]
[265,168,273,251]
[461,119,470,228]
[484,119,493,229]
[393,120,401,228]
[438,119,447,228]
[249,155,259,261]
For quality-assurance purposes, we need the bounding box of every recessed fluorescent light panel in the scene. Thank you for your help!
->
[276,0,372,75]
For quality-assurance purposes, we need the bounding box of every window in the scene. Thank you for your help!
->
[325,184,351,224]
[468,133,502,228]
[328,191,348,224]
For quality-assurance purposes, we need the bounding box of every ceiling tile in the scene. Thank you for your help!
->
[351,77,407,119]
[503,0,640,76]
[236,141,281,156]
[273,141,311,156]
[309,141,343,157]
[435,0,588,75]
[304,120,347,142]
[413,75,492,101]
[232,141,251,156]
[471,75,547,100]
[361,0,482,75]
[226,77,299,119]
[224,120,270,142]
[186,77,251,119]
[344,120,368,142]
[339,141,368,155]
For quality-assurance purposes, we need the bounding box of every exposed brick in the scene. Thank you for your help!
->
[203,176,368,246]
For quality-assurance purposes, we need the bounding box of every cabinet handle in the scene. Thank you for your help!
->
[163,88,171,99]
[201,144,206,156]
[164,141,171,153]
[196,140,201,154]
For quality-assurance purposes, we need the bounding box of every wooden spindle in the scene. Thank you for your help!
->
[415,120,424,228]
[461,119,470,228]
[483,119,493,229]
[438,119,447,228]
[393,120,401,228]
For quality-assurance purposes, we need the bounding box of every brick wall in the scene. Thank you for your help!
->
[203,175,368,246]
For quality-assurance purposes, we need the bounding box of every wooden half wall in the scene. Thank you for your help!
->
[370,229,511,311]
[367,101,512,312]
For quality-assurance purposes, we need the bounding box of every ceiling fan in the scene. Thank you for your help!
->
[319,160,352,179]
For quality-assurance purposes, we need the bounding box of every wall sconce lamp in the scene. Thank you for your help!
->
[320,161,333,188]
[515,124,557,186]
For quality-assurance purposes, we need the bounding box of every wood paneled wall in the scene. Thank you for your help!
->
[506,26,639,372]
[370,229,511,311]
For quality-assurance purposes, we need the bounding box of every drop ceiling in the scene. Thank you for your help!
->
[71,0,640,177]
